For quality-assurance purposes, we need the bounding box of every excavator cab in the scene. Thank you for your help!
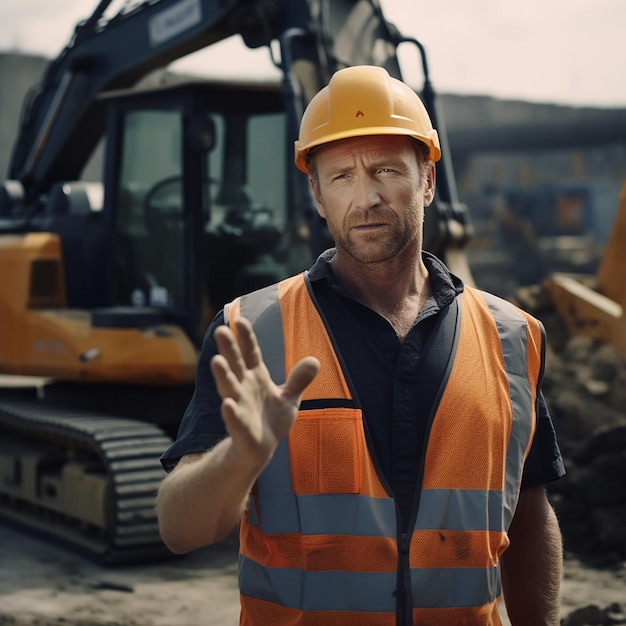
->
[100,79,305,345]
[0,79,303,380]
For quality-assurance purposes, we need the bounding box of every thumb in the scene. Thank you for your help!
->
[282,356,320,403]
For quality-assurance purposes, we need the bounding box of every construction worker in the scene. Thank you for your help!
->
[157,65,565,625]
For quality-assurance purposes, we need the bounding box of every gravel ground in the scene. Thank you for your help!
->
[0,523,624,625]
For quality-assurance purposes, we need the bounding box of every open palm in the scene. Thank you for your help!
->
[210,317,320,466]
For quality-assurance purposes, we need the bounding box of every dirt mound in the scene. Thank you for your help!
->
[514,287,626,568]
[561,602,626,626]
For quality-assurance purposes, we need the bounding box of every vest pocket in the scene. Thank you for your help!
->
[288,408,364,495]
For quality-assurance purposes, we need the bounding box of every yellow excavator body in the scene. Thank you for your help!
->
[0,232,197,384]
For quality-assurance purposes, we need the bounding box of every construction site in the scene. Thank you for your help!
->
[1,0,625,624]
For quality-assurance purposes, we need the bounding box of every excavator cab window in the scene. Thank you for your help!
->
[113,108,185,312]
[203,110,289,312]
[105,81,299,344]
[207,112,287,228]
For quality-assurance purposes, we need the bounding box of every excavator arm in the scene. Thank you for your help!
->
[9,0,394,197]
[9,0,277,196]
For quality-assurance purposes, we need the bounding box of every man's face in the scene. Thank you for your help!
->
[309,135,435,265]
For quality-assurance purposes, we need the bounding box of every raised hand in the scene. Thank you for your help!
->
[210,317,320,467]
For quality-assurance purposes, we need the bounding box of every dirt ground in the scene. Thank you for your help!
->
[0,523,624,626]
[2,337,626,625]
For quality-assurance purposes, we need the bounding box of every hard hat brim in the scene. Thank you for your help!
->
[294,126,441,173]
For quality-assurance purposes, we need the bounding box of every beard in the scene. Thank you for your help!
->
[326,205,424,265]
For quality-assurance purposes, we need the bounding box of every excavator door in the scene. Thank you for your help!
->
[100,79,308,346]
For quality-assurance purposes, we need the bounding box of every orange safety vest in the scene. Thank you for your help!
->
[225,273,543,626]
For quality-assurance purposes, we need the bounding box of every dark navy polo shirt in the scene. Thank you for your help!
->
[161,250,565,527]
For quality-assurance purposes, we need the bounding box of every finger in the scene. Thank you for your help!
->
[210,353,242,401]
[219,397,251,446]
[213,325,246,380]
[234,317,264,370]
[282,357,320,403]
[220,397,244,433]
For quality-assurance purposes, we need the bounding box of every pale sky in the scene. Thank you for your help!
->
[1,0,625,108]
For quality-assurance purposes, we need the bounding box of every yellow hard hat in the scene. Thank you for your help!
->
[294,65,441,173]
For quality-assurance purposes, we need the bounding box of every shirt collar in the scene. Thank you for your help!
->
[306,248,464,311]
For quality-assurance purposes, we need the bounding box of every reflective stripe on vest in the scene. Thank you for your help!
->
[226,274,541,625]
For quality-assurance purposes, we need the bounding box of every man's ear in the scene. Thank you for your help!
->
[424,163,436,207]
[309,175,326,218]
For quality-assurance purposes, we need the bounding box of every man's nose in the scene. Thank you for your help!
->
[353,174,382,210]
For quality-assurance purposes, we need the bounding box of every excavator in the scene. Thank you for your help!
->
[0,0,472,564]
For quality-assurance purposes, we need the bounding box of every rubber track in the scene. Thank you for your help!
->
[0,398,174,565]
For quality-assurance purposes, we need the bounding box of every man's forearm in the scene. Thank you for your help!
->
[501,486,563,625]
[156,437,266,554]
[157,317,319,555]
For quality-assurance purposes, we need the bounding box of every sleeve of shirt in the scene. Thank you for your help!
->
[160,311,228,472]
[520,390,566,490]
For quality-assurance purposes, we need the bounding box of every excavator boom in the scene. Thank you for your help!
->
[10,0,272,194]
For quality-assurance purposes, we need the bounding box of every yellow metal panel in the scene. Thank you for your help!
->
[597,180,626,308]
